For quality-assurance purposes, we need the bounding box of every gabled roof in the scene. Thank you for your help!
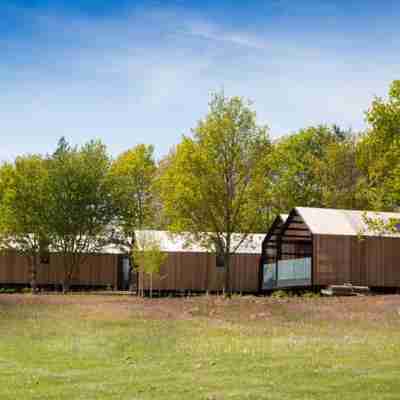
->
[295,207,400,237]
[262,213,289,247]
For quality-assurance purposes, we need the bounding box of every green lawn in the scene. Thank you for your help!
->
[1,294,400,399]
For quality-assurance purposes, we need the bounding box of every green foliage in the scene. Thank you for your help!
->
[361,212,400,236]
[108,144,157,243]
[301,290,320,299]
[271,289,292,298]
[133,233,167,276]
[133,232,167,297]
[0,155,50,291]
[314,135,365,209]
[268,125,361,213]
[0,156,50,246]
[158,92,272,292]
[358,80,400,210]
[46,138,115,291]
[0,287,16,294]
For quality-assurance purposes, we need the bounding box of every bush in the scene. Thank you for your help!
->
[271,290,291,299]
[0,288,17,294]
[301,291,320,299]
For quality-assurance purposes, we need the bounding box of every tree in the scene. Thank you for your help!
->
[314,132,364,209]
[0,156,50,292]
[133,232,167,297]
[47,138,114,292]
[108,144,157,246]
[358,80,400,211]
[268,125,358,212]
[158,92,272,294]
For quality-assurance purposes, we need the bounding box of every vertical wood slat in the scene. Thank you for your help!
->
[0,251,119,287]
[314,235,400,288]
[138,252,260,292]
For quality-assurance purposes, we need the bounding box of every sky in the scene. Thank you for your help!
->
[1,0,400,161]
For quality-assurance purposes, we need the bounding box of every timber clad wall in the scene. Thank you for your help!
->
[0,252,119,287]
[140,252,260,292]
[0,250,260,292]
[313,235,400,287]
[261,208,400,290]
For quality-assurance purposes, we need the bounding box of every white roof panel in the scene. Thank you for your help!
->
[295,207,400,237]
[103,230,264,254]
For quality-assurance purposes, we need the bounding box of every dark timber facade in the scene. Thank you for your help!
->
[260,207,400,291]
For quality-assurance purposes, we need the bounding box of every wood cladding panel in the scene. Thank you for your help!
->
[314,235,400,288]
[140,252,260,292]
[0,252,118,287]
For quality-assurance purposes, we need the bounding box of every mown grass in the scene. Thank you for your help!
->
[0,295,400,399]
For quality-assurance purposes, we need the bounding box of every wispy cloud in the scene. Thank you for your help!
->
[181,20,269,50]
[0,2,399,161]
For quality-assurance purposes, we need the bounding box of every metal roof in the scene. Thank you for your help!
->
[295,207,400,237]
[103,230,265,254]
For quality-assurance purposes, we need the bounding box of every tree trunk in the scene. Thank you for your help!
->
[62,263,73,294]
[138,267,143,297]
[150,273,153,298]
[30,270,38,294]
[62,276,71,294]
[30,257,39,294]
[62,254,78,294]
[224,252,231,297]
[27,255,39,294]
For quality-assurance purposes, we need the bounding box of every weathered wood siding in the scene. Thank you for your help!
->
[0,250,260,292]
[0,251,119,287]
[313,235,400,287]
[140,252,260,292]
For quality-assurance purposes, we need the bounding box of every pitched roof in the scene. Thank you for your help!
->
[295,207,400,237]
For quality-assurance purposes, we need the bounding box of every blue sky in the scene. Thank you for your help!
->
[1,0,400,160]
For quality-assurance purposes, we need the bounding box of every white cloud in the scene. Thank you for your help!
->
[0,4,399,162]
[180,20,269,50]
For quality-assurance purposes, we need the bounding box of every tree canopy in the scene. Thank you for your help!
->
[46,139,115,292]
[109,144,157,241]
[358,80,400,210]
[158,92,272,293]
[0,155,50,291]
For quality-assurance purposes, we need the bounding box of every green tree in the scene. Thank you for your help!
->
[47,138,114,292]
[358,80,400,211]
[108,144,157,246]
[268,125,355,212]
[315,133,364,209]
[158,92,272,294]
[133,232,167,297]
[0,156,50,292]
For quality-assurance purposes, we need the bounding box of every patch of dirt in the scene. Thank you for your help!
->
[1,293,400,323]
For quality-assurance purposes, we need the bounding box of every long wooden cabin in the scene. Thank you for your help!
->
[138,231,263,293]
[0,252,122,289]
[261,207,400,291]
[0,231,263,292]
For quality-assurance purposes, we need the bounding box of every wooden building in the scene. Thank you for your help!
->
[137,231,263,293]
[260,207,400,291]
[0,231,263,292]
[0,252,121,289]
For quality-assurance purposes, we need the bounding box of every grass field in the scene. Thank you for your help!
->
[1,293,400,399]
